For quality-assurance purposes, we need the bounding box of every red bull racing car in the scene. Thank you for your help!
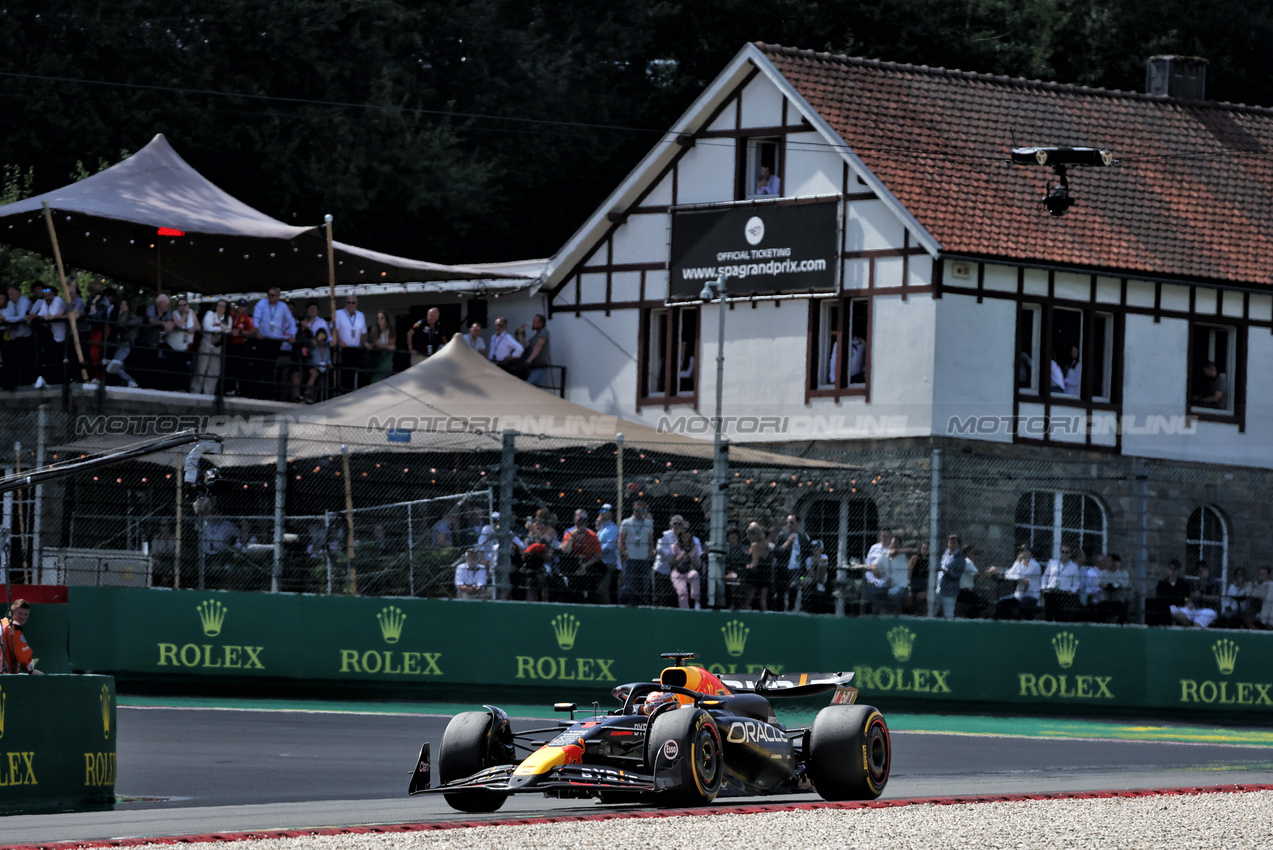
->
[408,652,890,812]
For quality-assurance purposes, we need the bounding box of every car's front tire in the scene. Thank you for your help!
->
[807,704,890,800]
[437,710,509,813]
[645,707,724,806]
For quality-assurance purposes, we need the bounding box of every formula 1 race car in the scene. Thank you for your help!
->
[408,652,890,812]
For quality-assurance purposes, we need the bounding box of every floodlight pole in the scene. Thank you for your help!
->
[701,273,730,609]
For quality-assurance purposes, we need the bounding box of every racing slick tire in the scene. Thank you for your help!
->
[438,710,509,813]
[645,708,724,806]
[807,705,890,801]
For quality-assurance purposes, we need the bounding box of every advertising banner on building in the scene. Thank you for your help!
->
[669,199,839,300]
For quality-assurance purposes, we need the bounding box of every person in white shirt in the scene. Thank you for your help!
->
[455,548,489,600]
[164,297,198,390]
[1,286,33,389]
[865,536,911,615]
[1049,357,1066,393]
[986,546,1041,619]
[618,501,655,606]
[756,165,781,196]
[191,299,231,395]
[487,316,524,367]
[1097,553,1132,624]
[27,286,67,388]
[864,528,892,568]
[1042,544,1082,620]
[253,288,298,397]
[463,322,487,355]
[333,296,367,391]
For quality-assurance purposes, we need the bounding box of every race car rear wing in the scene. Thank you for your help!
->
[720,670,857,703]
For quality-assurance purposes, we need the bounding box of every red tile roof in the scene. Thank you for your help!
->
[761,44,1273,288]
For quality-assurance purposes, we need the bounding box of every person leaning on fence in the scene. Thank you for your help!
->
[455,548,489,600]
[26,285,68,389]
[0,600,43,675]
[1,285,34,389]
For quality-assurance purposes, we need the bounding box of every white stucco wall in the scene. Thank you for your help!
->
[931,294,1015,442]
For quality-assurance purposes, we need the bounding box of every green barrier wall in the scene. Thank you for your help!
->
[69,587,1273,717]
[0,674,116,814]
[25,604,72,675]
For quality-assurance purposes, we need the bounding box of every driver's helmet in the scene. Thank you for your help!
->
[640,691,679,715]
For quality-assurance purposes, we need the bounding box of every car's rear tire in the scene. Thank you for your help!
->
[645,708,724,806]
[807,705,890,801]
[438,710,509,813]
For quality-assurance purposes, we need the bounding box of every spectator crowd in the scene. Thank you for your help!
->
[0,283,557,400]
[439,507,1273,631]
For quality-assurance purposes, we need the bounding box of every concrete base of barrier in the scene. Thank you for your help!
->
[0,674,115,814]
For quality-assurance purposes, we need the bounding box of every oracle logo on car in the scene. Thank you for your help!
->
[726,720,786,745]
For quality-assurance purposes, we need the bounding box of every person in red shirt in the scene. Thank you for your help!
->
[225,299,256,396]
[1,600,42,674]
[561,509,606,603]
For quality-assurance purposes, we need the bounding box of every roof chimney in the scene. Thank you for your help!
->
[1146,55,1207,100]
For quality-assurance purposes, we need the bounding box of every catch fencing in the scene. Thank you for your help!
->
[3,407,1272,630]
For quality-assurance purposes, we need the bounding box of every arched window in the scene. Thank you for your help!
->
[1014,491,1107,562]
[1186,506,1228,576]
[804,497,879,568]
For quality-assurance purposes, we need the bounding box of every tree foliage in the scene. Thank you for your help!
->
[2,1,1271,271]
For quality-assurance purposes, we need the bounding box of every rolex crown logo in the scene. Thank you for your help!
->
[377,606,407,644]
[1212,638,1239,676]
[887,626,916,663]
[722,619,750,657]
[1051,631,1079,669]
[101,684,112,739]
[197,600,227,637]
[552,614,581,651]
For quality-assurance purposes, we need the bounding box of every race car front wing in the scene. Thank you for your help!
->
[409,744,657,797]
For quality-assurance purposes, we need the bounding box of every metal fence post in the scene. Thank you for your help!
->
[708,440,729,609]
[406,500,415,596]
[1135,459,1149,625]
[33,406,47,583]
[497,430,516,600]
[272,420,288,593]
[927,447,942,618]
[324,510,334,594]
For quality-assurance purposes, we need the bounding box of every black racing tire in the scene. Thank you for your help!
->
[437,710,509,813]
[807,704,890,801]
[645,708,724,806]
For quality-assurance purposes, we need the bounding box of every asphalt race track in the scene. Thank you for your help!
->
[6,706,1273,846]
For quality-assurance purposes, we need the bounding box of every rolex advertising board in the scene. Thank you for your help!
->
[67,588,1273,719]
[668,198,839,300]
[0,675,116,814]
[1146,632,1273,711]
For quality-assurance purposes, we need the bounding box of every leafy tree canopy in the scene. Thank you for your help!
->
[1,0,1270,272]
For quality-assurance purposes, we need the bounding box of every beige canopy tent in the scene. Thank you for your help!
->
[199,336,838,468]
[65,336,839,470]
[0,134,527,294]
